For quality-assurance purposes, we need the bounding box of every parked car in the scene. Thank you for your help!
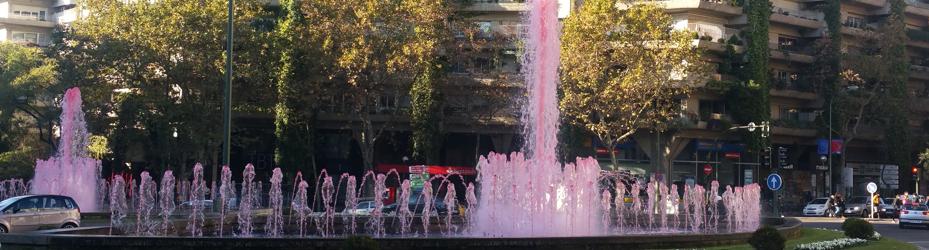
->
[0,195,81,233]
[179,199,214,210]
[899,204,929,229]
[802,197,833,216]
[882,198,901,219]
[344,201,376,216]
[843,196,885,217]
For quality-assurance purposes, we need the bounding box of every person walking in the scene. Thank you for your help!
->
[871,193,881,219]
[834,193,845,218]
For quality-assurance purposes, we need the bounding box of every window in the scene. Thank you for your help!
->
[13,197,40,214]
[12,32,40,44]
[777,36,797,51]
[846,16,865,29]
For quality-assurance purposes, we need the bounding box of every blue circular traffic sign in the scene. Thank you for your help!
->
[767,173,783,191]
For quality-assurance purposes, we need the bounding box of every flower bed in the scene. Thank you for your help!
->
[794,238,867,250]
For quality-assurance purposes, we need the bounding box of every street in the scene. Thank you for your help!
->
[798,216,929,249]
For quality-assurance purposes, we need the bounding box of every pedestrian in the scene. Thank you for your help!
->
[834,193,845,218]
[828,194,836,217]
[871,193,881,219]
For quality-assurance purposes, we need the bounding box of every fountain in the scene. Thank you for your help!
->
[187,164,206,237]
[237,164,257,237]
[218,165,235,237]
[0,1,772,249]
[108,175,127,235]
[264,168,284,237]
[159,171,176,236]
[135,171,156,235]
[292,176,309,237]
[32,87,101,211]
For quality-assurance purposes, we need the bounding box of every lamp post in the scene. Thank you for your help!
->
[221,0,234,184]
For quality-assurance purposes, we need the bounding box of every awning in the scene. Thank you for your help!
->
[375,164,477,176]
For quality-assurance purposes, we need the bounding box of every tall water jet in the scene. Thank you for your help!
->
[292,178,309,237]
[135,171,156,235]
[398,180,413,236]
[32,87,101,211]
[342,175,358,235]
[265,168,284,237]
[218,165,235,237]
[237,164,257,237]
[187,164,206,236]
[159,171,176,236]
[420,180,434,236]
[443,182,457,235]
[473,0,601,237]
[109,176,128,235]
[318,173,335,236]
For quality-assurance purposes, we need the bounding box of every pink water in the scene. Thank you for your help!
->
[472,0,601,237]
[264,168,284,237]
[32,88,101,211]
[237,164,257,236]
[159,170,176,236]
[109,175,127,235]
[135,171,156,235]
[218,165,234,237]
[186,163,206,236]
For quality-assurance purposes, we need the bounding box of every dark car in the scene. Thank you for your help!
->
[882,198,901,218]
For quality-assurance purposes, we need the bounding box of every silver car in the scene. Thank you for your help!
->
[0,195,81,233]
[899,204,929,229]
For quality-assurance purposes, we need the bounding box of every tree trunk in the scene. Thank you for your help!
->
[607,141,619,171]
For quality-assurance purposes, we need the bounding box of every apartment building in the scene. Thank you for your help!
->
[0,0,82,46]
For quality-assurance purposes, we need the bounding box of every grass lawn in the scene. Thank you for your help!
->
[701,228,918,250]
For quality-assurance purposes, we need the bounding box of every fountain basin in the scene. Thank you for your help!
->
[0,218,800,250]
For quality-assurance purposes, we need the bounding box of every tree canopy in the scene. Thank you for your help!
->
[560,1,709,169]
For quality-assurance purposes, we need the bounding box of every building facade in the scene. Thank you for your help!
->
[0,0,82,46]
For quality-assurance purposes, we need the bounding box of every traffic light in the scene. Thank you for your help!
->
[914,166,919,175]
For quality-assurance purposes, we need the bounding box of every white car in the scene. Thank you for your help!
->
[898,204,929,229]
[343,201,376,216]
[803,197,833,216]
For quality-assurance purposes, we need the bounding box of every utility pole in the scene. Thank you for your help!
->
[827,98,833,195]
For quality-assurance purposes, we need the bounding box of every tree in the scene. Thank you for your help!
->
[304,0,452,172]
[560,2,709,169]
[0,42,60,153]
[0,42,59,180]
[274,0,319,178]
[826,0,910,175]
[56,0,274,177]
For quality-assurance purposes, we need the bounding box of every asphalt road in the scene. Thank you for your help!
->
[797,216,929,249]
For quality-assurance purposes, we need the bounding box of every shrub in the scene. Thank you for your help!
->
[842,218,874,239]
[749,226,786,250]
[340,236,379,250]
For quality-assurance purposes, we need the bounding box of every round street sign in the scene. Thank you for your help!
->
[866,182,877,194]
[767,173,783,191]
[748,122,757,132]
[703,164,713,175]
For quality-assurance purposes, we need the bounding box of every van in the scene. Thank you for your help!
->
[0,195,81,233]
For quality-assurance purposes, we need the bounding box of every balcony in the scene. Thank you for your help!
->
[0,17,55,28]
[840,23,876,37]
[769,8,823,29]
[911,65,929,80]
[626,0,742,17]
[768,43,815,63]
[906,0,929,17]
[911,97,929,113]
[852,0,888,7]
[462,0,527,12]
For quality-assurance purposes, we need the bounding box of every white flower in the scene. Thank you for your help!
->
[794,238,868,250]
